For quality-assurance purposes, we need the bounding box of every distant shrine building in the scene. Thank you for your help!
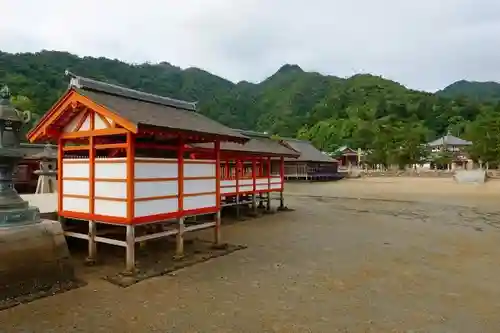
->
[426,132,473,170]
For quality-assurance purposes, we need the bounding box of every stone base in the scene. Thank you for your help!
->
[0,205,40,227]
[0,219,76,302]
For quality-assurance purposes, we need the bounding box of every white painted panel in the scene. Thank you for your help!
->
[63,180,89,196]
[63,111,86,133]
[221,187,236,194]
[184,161,216,178]
[63,161,89,178]
[94,114,108,129]
[95,161,126,179]
[134,198,178,217]
[271,177,282,183]
[239,179,253,185]
[270,183,282,189]
[135,181,178,198]
[79,114,91,131]
[256,184,269,191]
[95,181,127,198]
[62,197,89,213]
[94,200,127,217]
[184,194,216,210]
[221,180,236,187]
[135,161,178,179]
[184,179,216,194]
[256,178,268,185]
[239,185,253,192]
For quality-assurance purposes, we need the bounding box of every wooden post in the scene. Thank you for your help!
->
[126,132,135,222]
[214,140,222,245]
[279,156,285,209]
[86,220,97,265]
[57,137,63,213]
[176,137,185,258]
[266,157,271,211]
[125,224,135,273]
[235,159,240,218]
[176,217,185,258]
[258,159,265,208]
[251,158,257,213]
[88,112,96,263]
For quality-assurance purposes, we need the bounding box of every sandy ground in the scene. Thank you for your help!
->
[2,177,500,332]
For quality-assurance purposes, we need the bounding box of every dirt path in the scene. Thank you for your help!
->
[2,179,500,332]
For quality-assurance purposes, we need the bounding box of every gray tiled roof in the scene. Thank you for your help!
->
[69,73,248,142]
[427,134,472,147]
[192,130,299,157]
[68,72,197,111]
[20,143,58,160]
[281,138,337,162]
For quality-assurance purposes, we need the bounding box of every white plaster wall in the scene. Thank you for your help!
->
[184,194,216,210]
[256,184,269,191]
[62,197,89,213]
[135,159,178,179]
[94,114,107,129]
[135,181,178,198]
[94,200,127,217]
[63,180,89,196]
[184,161,215,178]
[95,161,127,179]
[256,178,268,185]
[270,183,282,190]
[134,198,178,217]
[221,180,236,187]
[221,187,236,194]
[271,177,282,184]
[63,161,89,178]
[95,181,126,199]
[184,179,216,194]
[239,179,253,185]
[239,185,253,192]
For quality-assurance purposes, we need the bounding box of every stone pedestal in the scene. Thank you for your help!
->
[0,220,75,301]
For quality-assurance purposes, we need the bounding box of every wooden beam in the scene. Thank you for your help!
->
[61,128,129,139]
[74,94,138,134]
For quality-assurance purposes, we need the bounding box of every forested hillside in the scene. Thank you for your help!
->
[2,50,500,167]
[438,80,500,102]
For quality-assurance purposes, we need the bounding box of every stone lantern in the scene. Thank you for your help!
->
[33,144,58,194]
[0,86,40,226]
[0,85,75,303]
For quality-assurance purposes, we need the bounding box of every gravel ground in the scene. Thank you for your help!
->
[2,177,500,332]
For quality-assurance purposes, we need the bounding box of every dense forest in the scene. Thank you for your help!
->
[2,50,500,167]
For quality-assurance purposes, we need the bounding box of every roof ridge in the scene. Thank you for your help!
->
[281,137,311,143]
[235,129,271,138]
[65,70,198,111]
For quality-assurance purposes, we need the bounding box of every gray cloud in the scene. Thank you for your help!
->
[1,0,500,91]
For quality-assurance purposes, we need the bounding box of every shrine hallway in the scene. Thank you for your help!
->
[2,181,500,332]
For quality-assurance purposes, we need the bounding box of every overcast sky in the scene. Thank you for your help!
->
[1,0,500,92]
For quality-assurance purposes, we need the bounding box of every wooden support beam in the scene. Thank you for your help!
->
[126,132,135,222]
[176,137,185,258]
[214,140,222,245]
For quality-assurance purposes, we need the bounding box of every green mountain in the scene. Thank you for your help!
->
[438,80,500,102]
[2,50,500,167]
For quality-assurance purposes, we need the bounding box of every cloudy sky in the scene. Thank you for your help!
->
[1,0,499,91]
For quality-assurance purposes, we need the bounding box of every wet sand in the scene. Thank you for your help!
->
[2,177,500,332]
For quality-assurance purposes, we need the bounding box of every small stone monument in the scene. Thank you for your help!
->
[0,86,76,304]
[33,144,57,194]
